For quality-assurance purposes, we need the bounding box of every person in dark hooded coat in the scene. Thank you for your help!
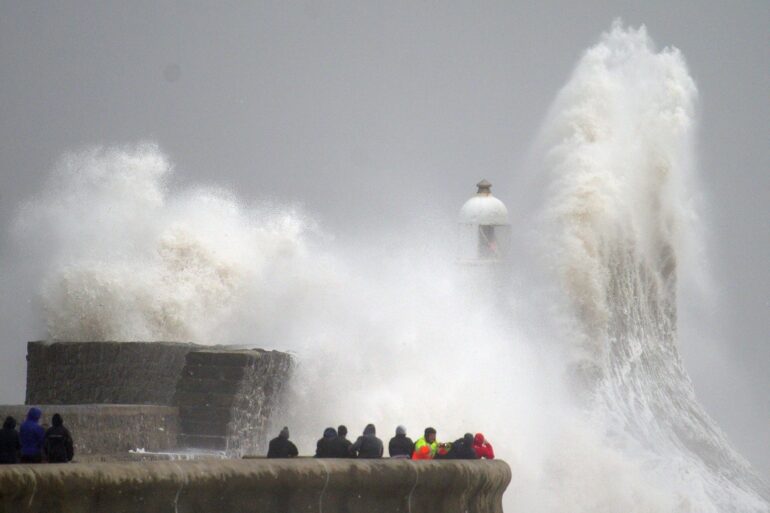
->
[315,427,337,457]
[330,425,353,458]
[0,416,20,464]
[350,424,383,458]
[43,413,74,463]
[440,433,479,460]
[388,425,414,458]
[267,427,299,458]
[19,407,44,463]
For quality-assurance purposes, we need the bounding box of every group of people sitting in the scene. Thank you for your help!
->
[0,407,74,464]
[267,424,494,460]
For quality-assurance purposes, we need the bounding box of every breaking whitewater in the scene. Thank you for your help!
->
[10,23,769,513]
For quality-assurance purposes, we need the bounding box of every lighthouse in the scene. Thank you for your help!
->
[458,179,510,265]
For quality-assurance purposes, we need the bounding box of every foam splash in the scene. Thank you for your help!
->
[15,144,318,344]
[539,22,768,511]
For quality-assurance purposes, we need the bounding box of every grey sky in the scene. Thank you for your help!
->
[0,1,768,473]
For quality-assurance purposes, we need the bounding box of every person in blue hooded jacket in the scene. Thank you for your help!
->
[19,407,45,463]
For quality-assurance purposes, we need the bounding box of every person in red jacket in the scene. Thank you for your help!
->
[473,433,495,459]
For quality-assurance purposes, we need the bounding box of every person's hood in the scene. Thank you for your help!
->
[463,433,474,446]
[474,433,485,445]
[323,427,337,439]
[2,416,15,430]
[52,413,63,427]
[396,425,406,436]
[26,407,42,423]
[279,427,290,439]
[363,424,376,436]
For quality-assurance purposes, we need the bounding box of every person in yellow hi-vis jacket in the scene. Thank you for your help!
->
[412,427,439,460]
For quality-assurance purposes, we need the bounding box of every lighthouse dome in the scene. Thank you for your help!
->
[459,179,509,225]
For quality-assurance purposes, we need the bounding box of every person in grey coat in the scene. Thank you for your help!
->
[350,423,383,458]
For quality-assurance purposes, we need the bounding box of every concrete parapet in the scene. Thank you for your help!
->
[0,404,179,456]
[0,459,510,513]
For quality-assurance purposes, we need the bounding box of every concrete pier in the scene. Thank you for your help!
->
[0,459,510,513]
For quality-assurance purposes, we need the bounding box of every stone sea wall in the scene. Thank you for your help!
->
[225,348,293,455]
[0,459,511,513]
[173,348,293,455]
[23,341,293,456]
[26,341,194,405]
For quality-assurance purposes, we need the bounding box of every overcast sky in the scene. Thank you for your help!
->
[0,1,767,473]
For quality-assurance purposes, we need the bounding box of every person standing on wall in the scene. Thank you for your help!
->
[267,427,299,458]
[43,413,74,463]
[19,407,45,463]
[0,416,20,464]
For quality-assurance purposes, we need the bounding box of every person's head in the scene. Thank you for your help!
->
[463,433,474,446]
[337,425,348,438]
[396,425,406,436]
[2,416,16,430]
[279,426,290,439]
[474,433,485,445]
[52,414,63,427]
[363,423,376,436]
[424,427,436,444]
[323,427,337,439]
[26,407,42,423]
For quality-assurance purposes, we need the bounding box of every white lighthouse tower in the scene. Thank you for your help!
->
[458,179,510,265]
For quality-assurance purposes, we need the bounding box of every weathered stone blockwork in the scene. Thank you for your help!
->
[0,405,179,456]
[174,349,293,455]
[23,341,293,457]
[26,341,195,405]
[0,459,511,513]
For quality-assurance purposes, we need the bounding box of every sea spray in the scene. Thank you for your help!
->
[538,22,768,511]
[14,141,553,507]
[15,144,320,344]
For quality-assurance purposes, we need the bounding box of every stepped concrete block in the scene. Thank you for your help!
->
[173,348,293,456]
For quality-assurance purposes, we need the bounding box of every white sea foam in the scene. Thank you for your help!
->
[537,22,768,512]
